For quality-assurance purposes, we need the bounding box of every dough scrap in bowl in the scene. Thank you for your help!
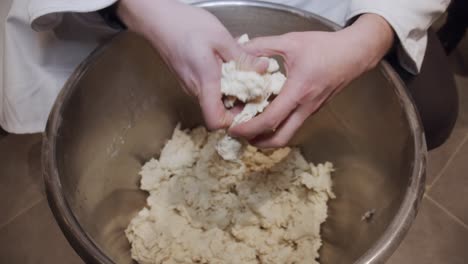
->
[126,125,335,264]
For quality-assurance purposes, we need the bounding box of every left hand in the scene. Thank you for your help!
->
[229,14,394,148]
[117,0,268,130]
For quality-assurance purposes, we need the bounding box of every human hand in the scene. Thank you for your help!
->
[117,0,268,130]
[229,14,394,147]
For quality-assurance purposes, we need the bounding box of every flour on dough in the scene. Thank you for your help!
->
[126,125,335,264]
[216,34,287,161]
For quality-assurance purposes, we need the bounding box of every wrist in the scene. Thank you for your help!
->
[342,13,395,70]
[99,2,126,30]
[116,0,140,33]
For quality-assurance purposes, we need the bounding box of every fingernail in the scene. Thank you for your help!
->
[258,57,269,64]
[255,57,270,73]
[223,112,234,128]
[227,126,240,138]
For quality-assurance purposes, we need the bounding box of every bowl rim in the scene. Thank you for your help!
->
[42,1,427,263]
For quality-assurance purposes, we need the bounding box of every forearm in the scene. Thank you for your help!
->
[117,0,180,35]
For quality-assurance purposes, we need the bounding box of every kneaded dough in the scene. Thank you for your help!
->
[216,34,287,161]
[126,125,335,264]
[215,135,243,161]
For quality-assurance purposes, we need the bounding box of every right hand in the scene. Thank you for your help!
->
[117,0,268,130]
[229,14,394,148]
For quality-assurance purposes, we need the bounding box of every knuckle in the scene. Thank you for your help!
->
[204,119,222,131]
[203,110,230,131]
[283,32,302,51]
[264,119,279,131]
[269,137,288,148]
[180,74,200,97]
[200,72,220,88]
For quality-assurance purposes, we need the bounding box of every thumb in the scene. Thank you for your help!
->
[242,35,288,57]
[236,52,269,73]
[199,79,234,131]
[217,41,269,73]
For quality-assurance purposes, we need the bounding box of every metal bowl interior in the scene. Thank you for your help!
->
[43,2,426,264]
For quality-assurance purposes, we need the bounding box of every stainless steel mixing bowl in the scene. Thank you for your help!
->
[43,1,426,263]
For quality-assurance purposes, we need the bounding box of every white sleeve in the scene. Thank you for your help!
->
[28,0,118,31]
[346,0,450,74]
[1,0,117,133]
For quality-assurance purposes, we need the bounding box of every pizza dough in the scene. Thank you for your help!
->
[216,34,287,161]
[125,125,335,264]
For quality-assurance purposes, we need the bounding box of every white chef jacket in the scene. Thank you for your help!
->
[1,0,449,134]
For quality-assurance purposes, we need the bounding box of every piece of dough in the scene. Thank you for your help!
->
[217,34,287,161]
[126,126,335,264]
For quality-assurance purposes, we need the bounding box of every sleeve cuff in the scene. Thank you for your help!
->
[28,0,118,31]
[345,4,428,74]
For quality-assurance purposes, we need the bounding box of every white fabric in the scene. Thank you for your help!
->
[1,0,449,133]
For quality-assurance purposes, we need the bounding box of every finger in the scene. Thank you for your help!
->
[251,103,318,148]
[241,34,289,57]
[199,79,233,131]
[236,52,269,73]
[216,40,269,73]
[228,104,244,116]
[187,49,233,130]
[228,77,303,139]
